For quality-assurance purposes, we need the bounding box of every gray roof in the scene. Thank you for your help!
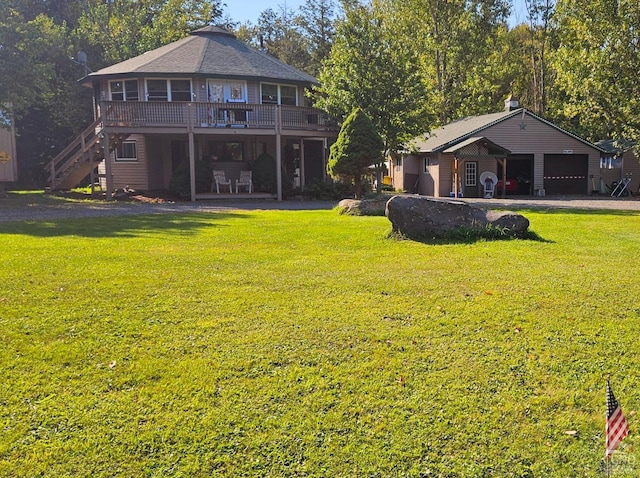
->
[596,138,636,154]
[412,108,606,153]
[83,26,317,86]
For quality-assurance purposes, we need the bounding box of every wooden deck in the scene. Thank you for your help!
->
[102,101,337,133]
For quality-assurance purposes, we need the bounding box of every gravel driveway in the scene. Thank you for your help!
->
[1,195,639,223]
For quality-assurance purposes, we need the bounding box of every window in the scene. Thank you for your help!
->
[465,162,477,186]
[423,157,431,173]
[395,156,402,170]
[600,156,622,169]
[147,80,168,101]
[170,80,192,101]
[145,79,193,101]
[280,85,297,105]
[207,141,244,162]
[261,84,279,104]
[115,141,137,161]
[110,80,139,101]
[260,83,298,106]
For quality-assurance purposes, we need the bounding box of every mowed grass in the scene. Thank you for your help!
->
[1,206,640,477]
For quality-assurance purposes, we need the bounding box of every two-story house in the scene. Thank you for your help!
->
[46,26,338,200]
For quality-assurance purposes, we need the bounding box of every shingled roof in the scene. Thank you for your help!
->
[411,108,605,154]
[83,26,318,86]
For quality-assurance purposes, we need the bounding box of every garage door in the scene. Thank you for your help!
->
[543,154,588,194]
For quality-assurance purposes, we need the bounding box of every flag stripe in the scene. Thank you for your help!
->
[606,380,629,457]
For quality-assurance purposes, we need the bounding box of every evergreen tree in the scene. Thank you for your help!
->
[327,108,384,199]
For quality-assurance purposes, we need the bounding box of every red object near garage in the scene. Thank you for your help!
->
[496,179,519,194]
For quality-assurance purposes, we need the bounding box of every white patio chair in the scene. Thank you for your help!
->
[212,170,232,193]
[236,170,252,194]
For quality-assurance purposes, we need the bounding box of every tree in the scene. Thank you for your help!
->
[315,1,432,191]
[392,0,510,123]
[246,6,310,73]
[552,0,640,143]
[296,0,336,76]
[0,11,94,185]
[523,0,555,115]
[327,108,384,199]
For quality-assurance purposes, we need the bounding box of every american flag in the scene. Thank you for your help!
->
[606,379,629,457]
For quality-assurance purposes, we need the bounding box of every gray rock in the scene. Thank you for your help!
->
[385,195,529,239]
[337,197,389,216]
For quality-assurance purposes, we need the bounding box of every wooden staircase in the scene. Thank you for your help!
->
[45,119,129,191]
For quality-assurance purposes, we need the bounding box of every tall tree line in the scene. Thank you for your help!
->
[2,0,640,187]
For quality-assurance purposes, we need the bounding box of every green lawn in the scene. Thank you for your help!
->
[1,205,640,477]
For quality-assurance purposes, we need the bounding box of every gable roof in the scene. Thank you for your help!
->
[412,108,606,154]
[83,26,318,86]
[596,139,636,154]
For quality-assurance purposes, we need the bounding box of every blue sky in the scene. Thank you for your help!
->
[222,0,529,27]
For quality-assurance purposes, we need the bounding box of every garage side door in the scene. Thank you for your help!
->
[543,154,588,194]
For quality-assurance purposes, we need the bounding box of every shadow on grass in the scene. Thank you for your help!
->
[387,228,552,245]
[490,207,640,217]
[0,212,247,238]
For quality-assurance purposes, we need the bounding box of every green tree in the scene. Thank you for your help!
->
[251,6,311,73]
[327,108,384,199]
[552,0,640,142]
[393,0,510,123]
[0,10,93,185]
[296,0,336,76]
[315,0,432,191]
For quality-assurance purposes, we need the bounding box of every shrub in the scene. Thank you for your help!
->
[169,159,211,199]
[251,152,294,197]
[303,179,353,200]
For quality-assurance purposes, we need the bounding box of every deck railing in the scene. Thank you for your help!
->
[101,101,336,131]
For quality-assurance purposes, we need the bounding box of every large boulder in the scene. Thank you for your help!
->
[337,196,388,216]
[385,195,529,239]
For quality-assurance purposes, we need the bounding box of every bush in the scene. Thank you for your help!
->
[169,159,211,199]
[251,152,294,197]
[303,179,353,200]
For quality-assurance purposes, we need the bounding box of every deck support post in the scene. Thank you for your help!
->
[103,130,113,200]
[300,139,306,191]
[276,105,283,201]
[188,103,196,202]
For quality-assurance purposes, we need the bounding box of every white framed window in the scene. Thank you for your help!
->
[145,79,192,101]
[109,80,139,101]
[115,141,137,161]
[395,156,402,170]
[260,83,298,105]
[465,161,477,186]
[170,79,192,101]
[600,156,622,169]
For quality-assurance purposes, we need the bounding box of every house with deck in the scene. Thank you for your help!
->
[47,26,338,200]
[392,97,609,198]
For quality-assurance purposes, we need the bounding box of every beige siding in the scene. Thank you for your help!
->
[407,113,602,197]
[110,134,149,190]
[623,150,640,194]
[480,113,600,194]
[399,154,420,193]
[146,137,166,189]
